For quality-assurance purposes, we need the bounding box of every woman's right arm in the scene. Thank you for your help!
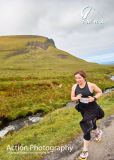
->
[71,84,81,101]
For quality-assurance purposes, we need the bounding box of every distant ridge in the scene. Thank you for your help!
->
[0,35,56,51]
[0,35,102,77]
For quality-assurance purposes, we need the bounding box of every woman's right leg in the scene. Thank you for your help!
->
[79,120,91,158]
[80,120,91,151]
[79,133,90,159]
[83,132,91,151]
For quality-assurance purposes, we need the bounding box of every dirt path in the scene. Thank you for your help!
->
[43,115,114,160]
[89,118,114,160]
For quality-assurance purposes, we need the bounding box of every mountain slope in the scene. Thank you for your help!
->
[0,35,114,160]
[0,35,114,121]
[0,35,102,78]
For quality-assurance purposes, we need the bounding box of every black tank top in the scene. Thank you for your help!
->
[75,81,101,122]
[75,81,94,98]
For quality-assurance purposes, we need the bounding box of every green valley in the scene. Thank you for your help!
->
[0,35,114,160]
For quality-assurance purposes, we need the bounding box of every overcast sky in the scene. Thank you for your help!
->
[0,0,114,64]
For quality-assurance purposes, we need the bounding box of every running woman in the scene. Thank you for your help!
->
[71,70,104,160]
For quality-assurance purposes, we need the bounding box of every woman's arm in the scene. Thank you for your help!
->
[92,83,102,99]
[88,83,102,102]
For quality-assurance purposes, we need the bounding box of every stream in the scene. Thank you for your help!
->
[103,76,114,94]
[0,112,43,138]
[0,76,114,138]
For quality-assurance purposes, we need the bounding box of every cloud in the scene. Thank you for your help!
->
[0,0,114,63]
[85,52,114,63]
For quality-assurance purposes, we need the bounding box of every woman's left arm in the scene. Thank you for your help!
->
[88,83,102,102]
[92,83,102,100]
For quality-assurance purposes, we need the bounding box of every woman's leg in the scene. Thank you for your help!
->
[83,132,91,151]
[92,119,99,133]
[79,120,90,158]
[79,133,90,159]
[83,139,90,151]
[93,118,97,130]
[92,119,100,134]
[80,120,91,151]
[92,119,103,141]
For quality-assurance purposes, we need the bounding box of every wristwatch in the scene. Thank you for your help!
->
[93,96,97,101]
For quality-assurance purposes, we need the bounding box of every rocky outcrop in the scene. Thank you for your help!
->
[26,38,56,50]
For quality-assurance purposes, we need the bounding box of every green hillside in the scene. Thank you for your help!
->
[0,35,114,121]
[0,35,99,78]
[0,35,114,160]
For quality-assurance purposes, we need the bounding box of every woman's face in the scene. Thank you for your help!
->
[74,74,85,84]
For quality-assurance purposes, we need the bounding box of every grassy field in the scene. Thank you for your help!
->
[0,35,114,160]
[0,92,114,160]
[0,36,114,121]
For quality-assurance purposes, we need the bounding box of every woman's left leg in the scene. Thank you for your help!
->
[92,119,103,141]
